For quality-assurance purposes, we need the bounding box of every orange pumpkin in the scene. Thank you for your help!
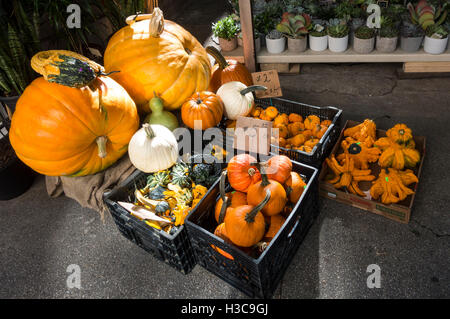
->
[304,115,320,130]
[273,123,289,139]
[264,214,286,241]
[181,91,224,130]
[247,165,287,216]
[321,119,332,127]
[104,8,211,112]
[227,154,261,192]
[274,114,289,126]
[305,138,319,148]
[265,106,278,119]
[207,46,253,93]
[10,77,139,176]
[250,106,262,118]
[224,190,270,247]
[312,124,328,139]
[288,113,303,123]
[215,172,248,223]
[266,155,292,184]
[288,122,305,137]
[285,171,306,203]
[288,133,306,147]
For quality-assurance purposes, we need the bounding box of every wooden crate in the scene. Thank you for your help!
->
[319,120,426,224]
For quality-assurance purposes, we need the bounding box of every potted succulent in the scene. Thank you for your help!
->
[334,0,365,45]
[424,24,449,54]
[276,12,313,53]
[400,20,425,52]
[353,25,376,54]
[376,17,399,52]
[309,23,328,51]
[327,19,350,53]
[212,15,239,51]
[266,30,286,54]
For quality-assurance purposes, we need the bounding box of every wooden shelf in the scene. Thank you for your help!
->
[224,46,450,64]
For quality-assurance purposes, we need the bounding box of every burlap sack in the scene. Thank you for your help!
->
[45,156,136,218]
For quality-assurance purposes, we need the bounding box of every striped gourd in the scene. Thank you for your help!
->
[31,50,116,88]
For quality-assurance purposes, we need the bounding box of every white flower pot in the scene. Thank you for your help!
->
[328,35,348,53]
[309,34,328,51]
[424,36,449,54]
[265,36,286,54]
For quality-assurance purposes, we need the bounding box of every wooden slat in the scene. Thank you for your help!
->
[238,0,256,72]
[403,62,450,73]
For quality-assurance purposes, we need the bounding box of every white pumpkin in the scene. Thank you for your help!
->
[216,81,267,120]
[128,123,178,173]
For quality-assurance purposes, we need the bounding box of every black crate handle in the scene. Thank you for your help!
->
[287,215,302,239]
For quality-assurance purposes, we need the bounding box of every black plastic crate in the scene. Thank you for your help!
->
[103,170,197,274]
[185,159,319,298]
[256,97,342,167]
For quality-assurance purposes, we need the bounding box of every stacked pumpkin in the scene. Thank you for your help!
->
[236,108,331,153]
[213,154,307,257]
[325,120,421,205]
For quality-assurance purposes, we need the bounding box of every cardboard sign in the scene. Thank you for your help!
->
[233,116,272,155]
[251,70,282,98]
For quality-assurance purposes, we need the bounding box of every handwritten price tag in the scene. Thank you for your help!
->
[233,116,272,155]
[251,70,282,99]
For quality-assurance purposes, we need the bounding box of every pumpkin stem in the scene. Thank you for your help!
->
[240,85,267,96]
[218,171,229,224]
[252,162,270,187]
[98,70,120,77]
[149,7,164,37]
[206,46,229,70]
[96,136,108,158]
[245,189,271,223]
[143,123,155,139]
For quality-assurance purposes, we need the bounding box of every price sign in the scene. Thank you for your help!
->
[233,116,272,155]
[251,70,282,99]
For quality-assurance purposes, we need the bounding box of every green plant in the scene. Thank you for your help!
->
[212,15,239,40]
[407,0,448,30]
[254,1,283,35]
[267,29,284,39]
[355,25,376,39]
[276,12,312,38]
[401,19,425,37]
[379,16,399,37]
[0,1,41,96]
[327,18,349,38]
[335,0,365,22]
[426,24,449,37]
[310,23,327,37]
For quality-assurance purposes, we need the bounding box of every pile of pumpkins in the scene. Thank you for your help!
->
[212,154,307,257]
[9,8,264,177]
[324,119,421,205]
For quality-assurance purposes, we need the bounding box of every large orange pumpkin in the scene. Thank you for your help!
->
[181,91,224,130]
[206,46,253,93]
[9,77,139,176]
[104,8,211,112]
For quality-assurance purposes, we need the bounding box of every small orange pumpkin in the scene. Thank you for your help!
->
[312,124,328,139]
[273,113,289,126]
[227,154,261,192]
[285,171,306,203]
[273,123,289,139]
[181,91,224,130]
[264,214,286,241]
[265,106,278,119]
[321,119,332,127]
[288,133,306,147]
[215,172,248,223]
[224,190,271,247]
[288,113,303,123]
[247,164,287,216]
[288,122,305,137]
[304,115,320,130]
[206,46,253,93]
[266,155,292,184]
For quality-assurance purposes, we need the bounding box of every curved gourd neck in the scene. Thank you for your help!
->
[206,46,229,69]
[245,189,271,223]
[240,85,267,96]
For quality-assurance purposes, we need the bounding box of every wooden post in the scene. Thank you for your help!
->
[238,0,256,72]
